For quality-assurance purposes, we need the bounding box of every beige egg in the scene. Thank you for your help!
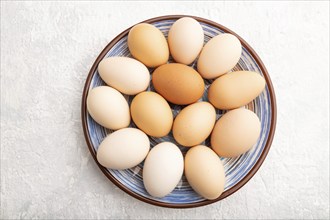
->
[211,108,261,158]
[168,17,204,64]
[130,91,173,137]
[173,102,216,147]
[208,71,265,110]
[97,128,150,170]
[143,142,184,198]
[98,57,150,95]
[152,63,205,105]
[197,33,242,79]
[128,23,169,68]
[87,86,130,130]
[185,145,225,200]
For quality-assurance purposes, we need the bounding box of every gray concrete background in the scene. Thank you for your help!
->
[1,1,329,219]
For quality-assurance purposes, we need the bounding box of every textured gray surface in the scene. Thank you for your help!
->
[1,1,329,219]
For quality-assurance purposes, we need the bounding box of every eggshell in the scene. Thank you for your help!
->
[98,57,150,95]
[211,108,261,158]
[128,23,169,68]
[87,86,130,130]
[96,128,150,170]
[208,71,266,110]
[197,33,242,79]
[143,142,184,198]
[130,91,173,137]
[168,17,204,64]
[173,102,216,147]
[185,145,225,200]
[152,63,205,105]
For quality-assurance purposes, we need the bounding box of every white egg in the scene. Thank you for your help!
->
[87,86,130,130]
[197,33,242,79]
[143,142,184,198]
[97,128,150,170]
[168,17,204,64]
[98,57,150,95]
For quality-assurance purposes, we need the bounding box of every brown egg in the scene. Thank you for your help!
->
[130,91,173,137]
[208,71,266,110]
[128,23,169,68]
[173,102,216,147]
[211,108,261,158]
[152,63,205,105]
[185,145,225,200]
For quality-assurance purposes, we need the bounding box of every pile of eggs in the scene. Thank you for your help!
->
[87,17,266,200]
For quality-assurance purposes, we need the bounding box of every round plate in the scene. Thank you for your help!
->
[81,15,277,208]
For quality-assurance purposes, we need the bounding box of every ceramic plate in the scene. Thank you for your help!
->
[81,15,277,208]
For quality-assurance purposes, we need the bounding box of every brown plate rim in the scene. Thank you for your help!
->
[81,15,277,209]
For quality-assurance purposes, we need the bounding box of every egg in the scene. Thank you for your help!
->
[130,91,173,137]
[143,142,184,198]
[128,23,169,68]
[152,63,205,105]
[211,108,261,158]
[168,17,204,64]
[87,86,130,130]
[208,71,265,110]
[96,128,150,170]
[185,145,225,200]
[173,102,216,147]
[197,33,242,79]
[98,57,150,95]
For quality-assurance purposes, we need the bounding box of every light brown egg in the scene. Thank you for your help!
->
[208,71,266,110]
[211,108,261,158]
[197,33,242,79]
[185,145,225,200]
[152,63,205,105]
[173,102,216,147]
[128,23,169,68]
[168,17,204,64]
[130,91,173,137]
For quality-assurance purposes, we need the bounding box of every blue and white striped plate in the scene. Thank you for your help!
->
[82,16,276,208]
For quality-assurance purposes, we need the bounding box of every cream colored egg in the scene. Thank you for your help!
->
[130,91,173,137]
[97,128,150,170]
[211,108,261,158]
[143,142,184,198]
[168,17,204,64]
[128,23,169,68]
[87,86,130,130]
[208,71,266,110]
[173,102,216,147]
[185,145,225,200]
[197,33,242,79]
[98,57,150,95]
